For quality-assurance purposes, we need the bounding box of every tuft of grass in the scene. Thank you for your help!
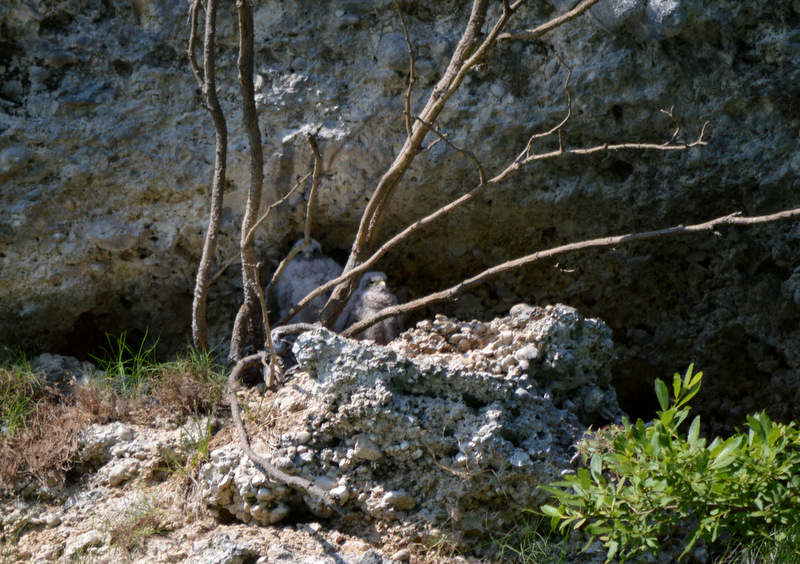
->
[0,352,45,437]
[714,523,800,563]
[0,339,226,492]
[90,331,159,397]
[179,415,216,465]
[105,493,169,560]
[493,516,570,564]
[150,345,227,418]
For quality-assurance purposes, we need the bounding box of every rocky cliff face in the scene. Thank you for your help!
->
[1,0,799,429]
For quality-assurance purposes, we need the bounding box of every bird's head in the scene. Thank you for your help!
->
[362,272,388,290]
[292,238,322,261]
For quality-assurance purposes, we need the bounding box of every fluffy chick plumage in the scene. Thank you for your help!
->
[333,271,402,345]
[275,239,342,324]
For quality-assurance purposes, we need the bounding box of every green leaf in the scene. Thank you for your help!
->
[607,539,619,560]
[540,504,564,518]
[673,372,683,402]
[687,416,700,446]
[655,378,669,412]
[590,453,603,479]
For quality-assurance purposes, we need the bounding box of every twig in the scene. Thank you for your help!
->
[227,353,335,505]
[394,0,416,138]
[408,113,486,185]
[250,264,282,387]
[304,132,322,244]
[341,208,800,337]
[515,57,573,165]
[188,0,204,88]
[498,0,601,41]
[208,172,310,287]
[265,134,323,307]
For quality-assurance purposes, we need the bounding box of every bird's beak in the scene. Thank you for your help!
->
[300,250,313,260]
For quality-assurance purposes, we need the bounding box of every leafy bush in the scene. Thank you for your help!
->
[541,366,800,562]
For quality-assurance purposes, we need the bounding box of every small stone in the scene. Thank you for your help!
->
[382,490,416,510]
[353,436,382,461]
[499,330,514,345]
[273,457,296,473]
[515,345,540,362]
[268,504,290,524]
[510,303,535,318]
[509,450,533,467]
[295,430,312,444]
[64,530,102,560]
[44,513,61,527]
[391,549,411,562]
[314,475,337,491]
[330,485,349,503]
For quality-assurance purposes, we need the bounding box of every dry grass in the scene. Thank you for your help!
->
[106,493,170,557]
[0,346,227,493]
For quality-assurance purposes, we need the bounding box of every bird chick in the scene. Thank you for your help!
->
[334,271,402,345]
[275,238,342,324]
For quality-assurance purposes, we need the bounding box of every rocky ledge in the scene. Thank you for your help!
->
[1,305,619,562]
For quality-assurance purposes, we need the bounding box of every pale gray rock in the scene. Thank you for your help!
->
[85,215,141,253]
[198,305,622,546]
[189,533,256,564]
[589,0,646,32]
[63,530,102,561]
[33,353,95,387]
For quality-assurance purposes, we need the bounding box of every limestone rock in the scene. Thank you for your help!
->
[198,305,621,544]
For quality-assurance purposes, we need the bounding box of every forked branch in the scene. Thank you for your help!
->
[341,208,800,338]
[265,133,324,305]
[208,172,311,287]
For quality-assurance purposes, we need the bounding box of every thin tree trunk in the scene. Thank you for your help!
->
[228,0,266,363]
[190,0,227,352]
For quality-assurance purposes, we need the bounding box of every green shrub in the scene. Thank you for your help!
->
[540,366,800,562]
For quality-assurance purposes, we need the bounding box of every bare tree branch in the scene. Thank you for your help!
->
[250,264,282,387]
[408,113,487,185]
[188,0,204,89]
[320,0,513,327]
[342,208,800,338]
[498,0,601,41]
[227,353,335,505]
[303,132,322,244]
[190,0,227,352]
[283,72,706,327]
[265,134,324,307]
